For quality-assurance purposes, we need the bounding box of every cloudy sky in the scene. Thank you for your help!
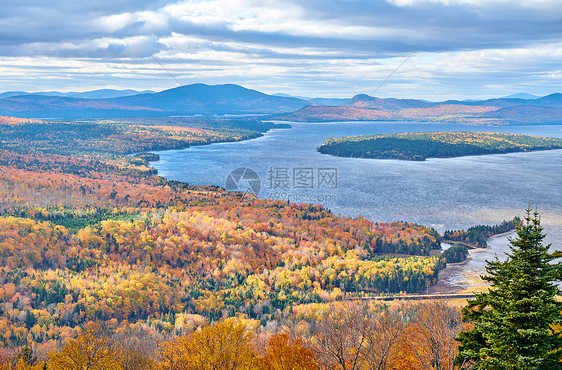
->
[0,0,561,100]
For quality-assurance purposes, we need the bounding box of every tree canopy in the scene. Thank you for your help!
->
[456,208,562,369]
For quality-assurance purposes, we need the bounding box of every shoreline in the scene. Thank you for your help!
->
[443,228,517,251]
[318,146,562,161]
[141,123,292,168]
[444,257,472,266]
[431,229,517,294]
[487,229,516,242]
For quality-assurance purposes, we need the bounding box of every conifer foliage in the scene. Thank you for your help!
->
[456,208,562,369]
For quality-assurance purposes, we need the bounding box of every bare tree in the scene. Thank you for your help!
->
[113,326,160,370]
[406,301,466,370]
[361,308,405,370]
[311,302,371,370]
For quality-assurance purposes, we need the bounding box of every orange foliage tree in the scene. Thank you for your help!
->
[260,333,317,370]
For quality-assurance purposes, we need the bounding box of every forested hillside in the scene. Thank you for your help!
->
[0,116,445,359]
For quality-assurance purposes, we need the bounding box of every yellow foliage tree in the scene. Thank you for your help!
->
[158,319,257,370]
[48,326,122,370]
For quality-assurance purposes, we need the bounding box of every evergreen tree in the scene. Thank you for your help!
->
[456,208,562,369]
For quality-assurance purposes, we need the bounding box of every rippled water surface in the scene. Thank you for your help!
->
[153,121,562,285]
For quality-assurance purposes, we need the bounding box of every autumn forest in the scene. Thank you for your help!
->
[0,115,541,369]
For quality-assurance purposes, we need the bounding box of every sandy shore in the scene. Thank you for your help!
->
[429,229,516,294]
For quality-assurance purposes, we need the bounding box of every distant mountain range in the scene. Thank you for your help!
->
[0,84,560,124]
[502,93,539,100]
[0,84,310,119]
[273,93,349,106]
[0,89,155,100]
[274,93,562,125]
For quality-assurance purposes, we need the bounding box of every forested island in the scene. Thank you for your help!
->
[441,245,469,263]
[317,131,562,161]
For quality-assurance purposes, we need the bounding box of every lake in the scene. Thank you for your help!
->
[152,121,562,291]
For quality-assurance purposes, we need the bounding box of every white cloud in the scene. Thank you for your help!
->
[96,13,136,33]
[387,0,561,9]
[0,0,561,98]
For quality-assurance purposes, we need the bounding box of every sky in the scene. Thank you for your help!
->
[0,0,561,100]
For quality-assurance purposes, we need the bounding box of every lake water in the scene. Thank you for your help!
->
[152,121,562,290]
